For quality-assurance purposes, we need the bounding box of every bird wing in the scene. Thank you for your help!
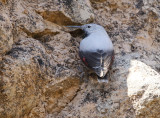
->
[79,49,114,77]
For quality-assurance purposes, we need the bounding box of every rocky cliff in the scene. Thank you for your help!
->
[0,0,160,118]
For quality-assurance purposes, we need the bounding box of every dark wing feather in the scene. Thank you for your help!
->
[79,50,114,77]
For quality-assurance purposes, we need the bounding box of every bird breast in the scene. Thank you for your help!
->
[80,32,113,52]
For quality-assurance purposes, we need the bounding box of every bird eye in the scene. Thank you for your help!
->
[87,26,91,28]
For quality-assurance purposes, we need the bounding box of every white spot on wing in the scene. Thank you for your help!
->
[100,55,102,64]
[100,70,103,77]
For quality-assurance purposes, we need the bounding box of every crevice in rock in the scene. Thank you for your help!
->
[90,0,106,4]
[36,11,82,26]
[20,27,59,42]
[68,86,81,103]
[68,29,84,38]
[44,78,81,114]
[56,83,82,116]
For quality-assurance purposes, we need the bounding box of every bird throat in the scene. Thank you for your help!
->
[82,31,90,39]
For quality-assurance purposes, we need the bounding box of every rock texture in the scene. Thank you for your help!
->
[0,0,160,118]
[0,5,13,59]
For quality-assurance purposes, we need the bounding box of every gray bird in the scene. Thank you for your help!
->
[67,24,114,82]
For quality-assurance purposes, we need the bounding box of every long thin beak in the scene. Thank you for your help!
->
[66,26,81,28]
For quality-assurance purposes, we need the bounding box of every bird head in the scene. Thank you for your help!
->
[66,24,105,35]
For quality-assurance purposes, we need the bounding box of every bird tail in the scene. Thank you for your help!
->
[97,74,108,83]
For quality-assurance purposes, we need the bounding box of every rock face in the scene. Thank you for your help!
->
[0,0,160,118]
[0,6,13,59]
